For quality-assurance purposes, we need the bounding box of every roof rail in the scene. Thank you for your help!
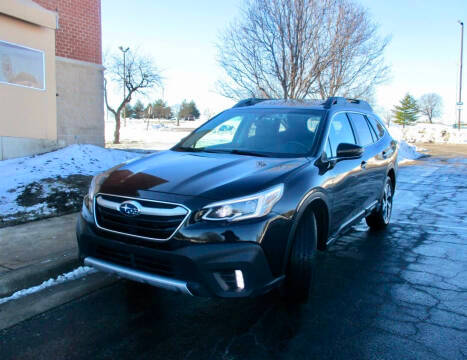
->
[232,97,372,111]
[323,97,372,111]
[232,98,269,108]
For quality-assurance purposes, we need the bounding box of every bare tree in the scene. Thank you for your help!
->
[384,111,392,127]
[104,50,162,143]
[216,0,389,100]
[418,93,443,123]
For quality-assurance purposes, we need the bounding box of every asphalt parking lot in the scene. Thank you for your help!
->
[0,150,466,360]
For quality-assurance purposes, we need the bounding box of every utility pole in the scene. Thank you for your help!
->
[457,21,463,130]
[118,46,130,125]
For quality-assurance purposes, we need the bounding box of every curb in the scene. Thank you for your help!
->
[0,250,80,299]
[0,272,118,331]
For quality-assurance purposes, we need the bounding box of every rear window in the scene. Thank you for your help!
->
[348,113,374,146]
[367,115,385,139]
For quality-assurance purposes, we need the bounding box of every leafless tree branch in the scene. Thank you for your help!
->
[419,93,443,123]
[104,50,162,143]
[216,0,390,101]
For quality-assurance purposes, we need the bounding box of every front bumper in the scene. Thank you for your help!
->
[76,214,281,298]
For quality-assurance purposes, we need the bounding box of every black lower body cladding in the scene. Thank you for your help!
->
[76,214,279,298]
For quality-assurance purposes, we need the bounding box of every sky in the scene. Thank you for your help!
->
[102,0,466,124]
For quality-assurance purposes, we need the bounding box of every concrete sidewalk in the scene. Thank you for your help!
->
[0,213,79,298]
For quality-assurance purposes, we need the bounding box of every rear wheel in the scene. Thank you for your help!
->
[283,211,318,303]
[366,176,393,230]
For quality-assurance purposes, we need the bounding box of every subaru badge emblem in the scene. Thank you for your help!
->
[119,201,142,216]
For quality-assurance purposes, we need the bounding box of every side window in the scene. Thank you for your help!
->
[348,113,374,146]
[367,115,385,139]
[328,113,356,157]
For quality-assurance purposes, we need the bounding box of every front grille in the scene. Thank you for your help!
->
[95,245,175,277]
[94,194,190,241]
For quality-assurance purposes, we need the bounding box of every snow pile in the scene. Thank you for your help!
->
[397,141,424,164]
[0,266,96,305]
[388,123,467,144]
[0,144,138,181]
[0,144,141,224]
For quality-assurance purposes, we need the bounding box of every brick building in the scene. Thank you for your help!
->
[32,0,102,64]
[0,0,104,159]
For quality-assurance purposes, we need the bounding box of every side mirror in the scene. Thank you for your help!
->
[336,143,363,159]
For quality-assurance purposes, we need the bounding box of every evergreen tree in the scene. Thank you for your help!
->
[392,94,419,128]
[133,100,145,119]
[152,99,173,119]
[188,100,200,119]
[177,100,200,120]
[123,103,134,119]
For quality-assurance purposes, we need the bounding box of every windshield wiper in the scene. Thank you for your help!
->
[174,147,269,157]
[173,146,205,152]
[223,149,269,157]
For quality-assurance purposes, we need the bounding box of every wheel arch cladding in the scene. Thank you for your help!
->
[282,193,330,273]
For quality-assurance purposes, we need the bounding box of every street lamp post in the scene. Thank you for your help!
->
[118,46,130,124]
[458,21,463,131]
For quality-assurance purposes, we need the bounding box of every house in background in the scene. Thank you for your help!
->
[0,0,104,160]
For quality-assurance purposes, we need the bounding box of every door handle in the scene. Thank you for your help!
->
[361,161,367,169]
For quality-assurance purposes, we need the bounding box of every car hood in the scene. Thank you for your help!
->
[99,150,308,200]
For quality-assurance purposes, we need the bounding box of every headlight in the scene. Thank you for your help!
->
[202,184,284,221]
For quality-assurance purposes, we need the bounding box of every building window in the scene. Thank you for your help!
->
[0,40,45,90]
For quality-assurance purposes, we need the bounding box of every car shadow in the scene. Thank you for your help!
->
[117,227,396,359]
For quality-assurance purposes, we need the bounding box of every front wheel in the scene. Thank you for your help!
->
[366,176,393,230]
[283,211,318,303]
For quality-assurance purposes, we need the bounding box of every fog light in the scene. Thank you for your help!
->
[235,270,245,290]
[213,270,246,291]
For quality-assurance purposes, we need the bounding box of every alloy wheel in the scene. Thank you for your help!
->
[381,182,393,224]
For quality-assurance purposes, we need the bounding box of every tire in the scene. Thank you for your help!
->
[283,211,318,303]
[366,176,393,230]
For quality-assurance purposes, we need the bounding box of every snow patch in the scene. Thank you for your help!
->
[0,145,141,222]
[388,123,467,144]
[105,118,206,150]
[0,266,96,305]
[352,219,370,232]
[397,141,424,164]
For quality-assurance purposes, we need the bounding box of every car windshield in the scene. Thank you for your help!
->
[173,108,325,157]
